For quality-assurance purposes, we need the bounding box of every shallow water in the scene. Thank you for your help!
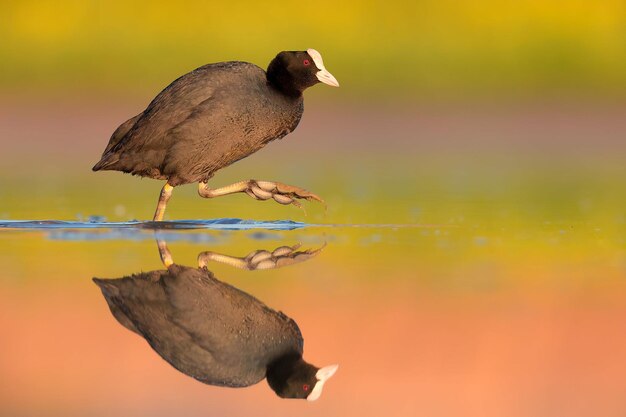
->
[2,103,626,416]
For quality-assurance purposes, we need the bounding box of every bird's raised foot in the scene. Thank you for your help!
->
[246,180,324,208]
[198,179,325,211]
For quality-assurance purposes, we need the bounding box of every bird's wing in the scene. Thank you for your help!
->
[102,62,263,158]
[158,91,287,181]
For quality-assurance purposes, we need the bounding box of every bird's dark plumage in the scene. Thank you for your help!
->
[93,50,336,186]
[93,264,325,398]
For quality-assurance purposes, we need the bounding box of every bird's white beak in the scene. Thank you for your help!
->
[307,48,340,87]
[306,364,339,401]
[316,68,340,87]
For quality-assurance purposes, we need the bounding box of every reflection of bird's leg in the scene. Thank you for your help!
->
[198,243,325,270]
[157,238,174,267]
[153,183,174,221]
[198,180,325,211]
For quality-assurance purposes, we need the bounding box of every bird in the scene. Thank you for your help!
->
[93,264,338,400]
[92,49,339,221]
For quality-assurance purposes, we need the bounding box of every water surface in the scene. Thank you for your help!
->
[1,217,625,417]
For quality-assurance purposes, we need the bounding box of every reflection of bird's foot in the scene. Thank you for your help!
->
[198,180,325,212]
[198,243,325,270]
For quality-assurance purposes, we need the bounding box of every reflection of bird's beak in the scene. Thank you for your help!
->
[307,364,339,401]
[307,48,340,87]
[316,69,340,87]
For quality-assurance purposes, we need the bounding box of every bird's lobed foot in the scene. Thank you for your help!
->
[245,180,325,209]
[198,179,325,212]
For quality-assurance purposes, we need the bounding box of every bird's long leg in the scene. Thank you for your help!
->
[153,182,174,221]
[197,243,325,270]
[198,180,324,210]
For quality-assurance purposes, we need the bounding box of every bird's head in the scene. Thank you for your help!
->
[267,49,339,96]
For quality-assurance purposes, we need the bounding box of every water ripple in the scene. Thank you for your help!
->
[0,218,307,231]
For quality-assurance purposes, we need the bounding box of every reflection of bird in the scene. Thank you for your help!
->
[93,265,337,400]
[92,49,339,221]
[197,242,325,271]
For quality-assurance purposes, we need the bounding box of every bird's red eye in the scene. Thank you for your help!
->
[303,59,310,66]
[303,384,310,391]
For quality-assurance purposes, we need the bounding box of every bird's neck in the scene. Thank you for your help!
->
[266,61,304,98]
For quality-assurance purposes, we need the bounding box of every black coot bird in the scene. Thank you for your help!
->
[93,265,338,400]
[92,49,339,221]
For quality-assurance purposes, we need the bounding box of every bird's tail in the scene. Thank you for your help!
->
[92,153,119,171]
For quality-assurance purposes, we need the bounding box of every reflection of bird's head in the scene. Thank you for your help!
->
[266,353,338,401]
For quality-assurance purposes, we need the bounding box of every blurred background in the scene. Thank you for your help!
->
[1,1,626,416]
[1,0,625,98]
[0,0,625,225]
